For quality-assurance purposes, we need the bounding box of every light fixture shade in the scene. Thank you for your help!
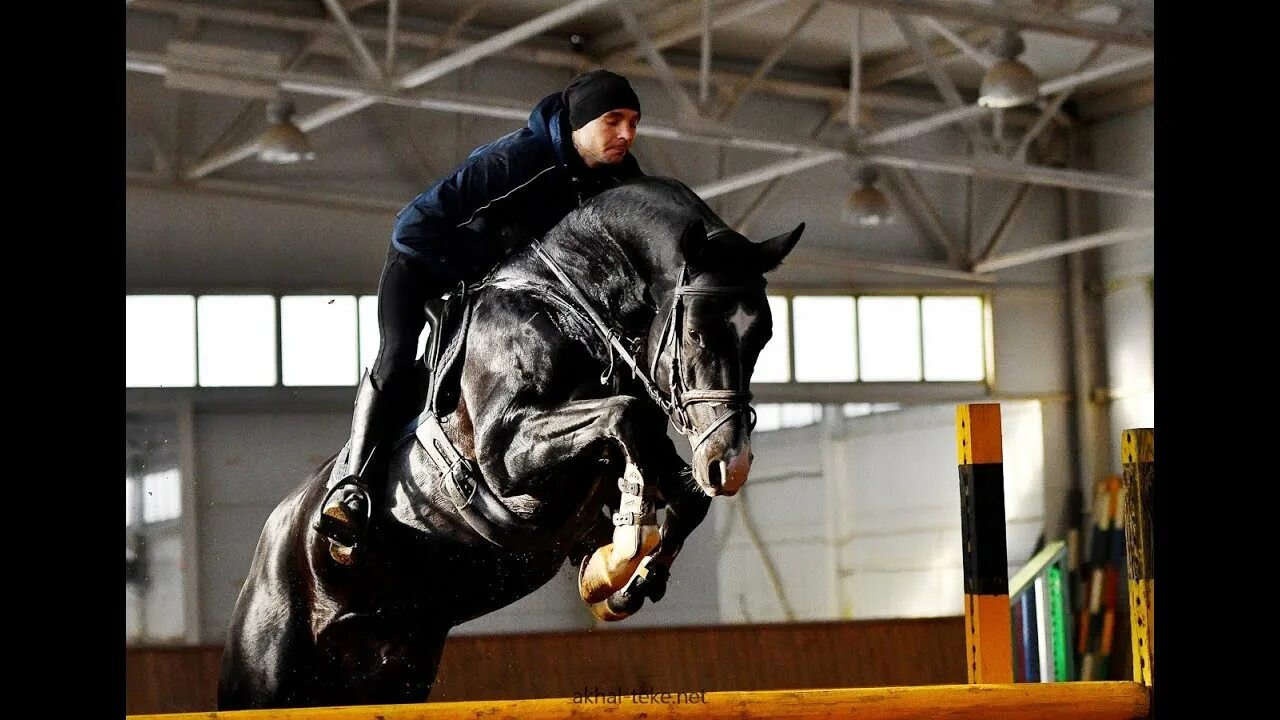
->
[979,58,1039,109]
[258,100,315,164]
[258,121,314,164]
[843,186,894,227]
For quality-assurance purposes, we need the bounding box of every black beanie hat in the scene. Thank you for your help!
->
[562,69,641,130]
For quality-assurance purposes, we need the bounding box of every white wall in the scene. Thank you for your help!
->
[719,401,1046,622]
[990,288,1074,539]
[195,411,350,641]
[126,531,188,643]
[1091,106,1155,456]
[716,421,828,622]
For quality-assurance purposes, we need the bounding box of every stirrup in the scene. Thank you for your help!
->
[314,475,373,554]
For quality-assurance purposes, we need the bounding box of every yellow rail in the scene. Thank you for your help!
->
[129,681,1149,720]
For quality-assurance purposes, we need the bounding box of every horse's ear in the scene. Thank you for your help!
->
[750,222,805,273]
[678,219,710,268]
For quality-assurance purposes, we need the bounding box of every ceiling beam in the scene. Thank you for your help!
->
[125,170,991,284]
[975,183,1033,263]
[858,52,1153,147]
[319,0,383,82]
[614,0,703,120]
[890,13,987,149]
[1074,77,1153,121]
[863,25,991,88]
[826,0,1152,47]
[792,245,995,283]
[716,0,823,121]
[130,0,965,117]
[182,0,616,179]
[878,167,966,266]
[864,150,1152,198]
[127,52,1149,198]
[598,0,790,63]
[973,226,1153,273]
[126,170,404,214]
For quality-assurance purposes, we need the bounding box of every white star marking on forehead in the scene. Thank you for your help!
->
[727,303,756,341]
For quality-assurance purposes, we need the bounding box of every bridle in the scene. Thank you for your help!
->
[650,262,760,451]
[530,228,760,451]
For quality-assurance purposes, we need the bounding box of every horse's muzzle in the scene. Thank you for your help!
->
[705,444,752,497]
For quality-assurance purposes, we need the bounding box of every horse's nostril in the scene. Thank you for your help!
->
[707,460,725,489]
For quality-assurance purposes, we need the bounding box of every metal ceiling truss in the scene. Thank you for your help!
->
[126,0,1154,277]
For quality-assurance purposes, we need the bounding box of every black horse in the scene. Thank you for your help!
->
[218,177,804,709]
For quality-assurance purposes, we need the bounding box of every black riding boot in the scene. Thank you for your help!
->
[315,370,384,565]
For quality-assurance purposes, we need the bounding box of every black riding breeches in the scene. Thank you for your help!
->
[370,247,442,395]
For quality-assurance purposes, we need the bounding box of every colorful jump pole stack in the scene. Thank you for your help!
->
[1121,428,1154,688]
[956,403,1013,683]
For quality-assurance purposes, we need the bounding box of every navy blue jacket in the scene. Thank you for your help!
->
[391,92,643,282]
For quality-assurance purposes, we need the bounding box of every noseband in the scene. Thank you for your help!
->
[531,229,760,451]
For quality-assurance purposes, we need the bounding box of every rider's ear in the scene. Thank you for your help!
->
[677,219,710,269]
[750,222,805,273]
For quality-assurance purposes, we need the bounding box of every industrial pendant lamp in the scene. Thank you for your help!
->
[979,29,1039,109]
[257,99,315,164]
[843,166,894,227]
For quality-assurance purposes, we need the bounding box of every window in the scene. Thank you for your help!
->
[126,293,987,389]
[197,295,277,387]
[125,477,135,527]
[858,296,922,382]
[753,403,823,432]
[126,296,196,387]
[126,412,190,644]
[793,296,857,381]
[922,297,985,381]
[753,296,790,382]
[141,468,182,524]
[842,403,903,418]
[281,296,358,386]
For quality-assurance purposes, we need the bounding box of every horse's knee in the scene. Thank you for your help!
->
[607,396,651,455]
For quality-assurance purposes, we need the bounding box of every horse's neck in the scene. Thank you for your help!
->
[528,228,657,332]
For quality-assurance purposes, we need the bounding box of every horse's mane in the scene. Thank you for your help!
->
[489,175,771,347]
[553,176,731,273]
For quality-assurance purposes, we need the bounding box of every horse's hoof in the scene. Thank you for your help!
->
[578,549,617,604]
[635,559,670,603]
[588,593,639,622]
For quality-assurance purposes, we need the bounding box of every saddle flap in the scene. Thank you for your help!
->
[415,412,476,510]
[414,413,557,551]
[426,288,473,417]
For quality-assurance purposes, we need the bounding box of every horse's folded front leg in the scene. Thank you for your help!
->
[580,439,709,621]
[578,461,661,609]
[471,394,664,611]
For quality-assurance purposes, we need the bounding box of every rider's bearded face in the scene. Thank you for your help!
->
[572,109,640,168]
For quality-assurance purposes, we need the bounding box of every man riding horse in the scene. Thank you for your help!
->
[316,70,646,565]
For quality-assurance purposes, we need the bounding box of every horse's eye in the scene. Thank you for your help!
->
[687,329,703,346]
